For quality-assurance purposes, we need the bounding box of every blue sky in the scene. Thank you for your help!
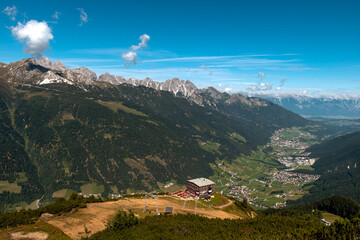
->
[1,0,359,95]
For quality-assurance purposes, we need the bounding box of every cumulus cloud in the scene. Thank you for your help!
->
[77,8,88,26]
[52,11,60,20]
[121,51,138,66]
[11,20,53,59]
[247,72,273,91]
[225,87,232,92]
[247,82,273,91]
[122,34,150,66]
[131,34,150,50]
[2,6,17,21]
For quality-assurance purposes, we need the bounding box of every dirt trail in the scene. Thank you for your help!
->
[217,198,234,209]
[47,196,241,239]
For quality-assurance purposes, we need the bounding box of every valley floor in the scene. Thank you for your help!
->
[212,126,323,209]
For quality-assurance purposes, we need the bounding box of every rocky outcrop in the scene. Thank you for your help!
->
[37,57,67,72]
[98,72,120,85]
[72,67,97,81]
[97,73,202,103]
[4,58,96,86]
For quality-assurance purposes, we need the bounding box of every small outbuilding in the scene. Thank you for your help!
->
[165,206,174,214]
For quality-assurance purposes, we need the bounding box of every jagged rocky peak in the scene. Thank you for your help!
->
[8,58,36,68]
[143,77,154,85]
[5,58,50,84]
[160,77,198,97]
[141,77,160,89]
[3,58,97,86]
[53,60,68,72]
[126,77,141,86]
[98,72,119,85]
[37,57,68,72]
[36,56,51,67]
[72,67,97,81]
[115,76,127,84]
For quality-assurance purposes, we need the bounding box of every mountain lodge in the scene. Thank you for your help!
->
[187,178,216,198]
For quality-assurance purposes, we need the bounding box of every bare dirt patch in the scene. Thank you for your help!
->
[0,181,21,194]
[47,196,242,239]
[10,231,48,240]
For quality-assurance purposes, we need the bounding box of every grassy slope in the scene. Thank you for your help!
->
[0,221,71,240]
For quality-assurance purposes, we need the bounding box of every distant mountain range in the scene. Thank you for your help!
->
[0,58,311,210]
[245,92,360,119]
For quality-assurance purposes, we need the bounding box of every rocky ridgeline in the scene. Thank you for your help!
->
[1,57,270,108]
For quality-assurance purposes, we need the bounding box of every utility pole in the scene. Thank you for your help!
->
[194,197,198,215]
[182,199,187,211]
[156,195,159,215]
[143,193,147,212]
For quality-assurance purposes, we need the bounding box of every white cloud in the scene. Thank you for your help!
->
[52,11,60,20]
[225,87,232,92]
[121,51,138,65]
[122,34,150,66]
[218,83,222,87]
[77,8,88,26]
[131,34,150,50]
[11,20,53,59]
[247,82,273,91]
[2,6,17,21]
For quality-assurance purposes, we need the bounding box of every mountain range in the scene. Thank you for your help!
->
[245,92,360,119]
[0,58,313,210]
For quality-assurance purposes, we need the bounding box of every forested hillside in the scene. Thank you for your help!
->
[0,59,313,211]
[294,131,360,203]
[199,88,311,138]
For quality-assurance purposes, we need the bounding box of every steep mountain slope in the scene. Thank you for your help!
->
[198,87,311,137]
[0,58,313,210]
[0,78,43,208]
[294,131,360,203]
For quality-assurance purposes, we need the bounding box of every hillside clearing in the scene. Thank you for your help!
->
[47,196,246,239]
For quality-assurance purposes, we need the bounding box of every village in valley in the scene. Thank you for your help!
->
[210,127,321,209]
